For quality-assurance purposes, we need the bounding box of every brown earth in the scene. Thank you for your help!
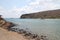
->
[0,28,29,40]
[21,9,60,19]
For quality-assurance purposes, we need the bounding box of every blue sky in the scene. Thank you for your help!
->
[0,0,31,9]
[0,0,60,18]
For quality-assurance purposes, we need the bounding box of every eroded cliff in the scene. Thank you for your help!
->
[0,16,15,29]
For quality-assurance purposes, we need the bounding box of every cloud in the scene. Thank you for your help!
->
[18,0,60,13]
[0,6,19,18]
[0,0,60,18]
[28,0,60,11]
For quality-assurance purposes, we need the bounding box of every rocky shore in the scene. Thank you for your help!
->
[0,15,15,29]
[0,16,48,40]
[8,28,48,40]
[0,27,29,40]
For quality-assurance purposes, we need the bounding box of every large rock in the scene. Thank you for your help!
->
[0,17,15,29]
[1,22,15,29]
[21,9,60,19]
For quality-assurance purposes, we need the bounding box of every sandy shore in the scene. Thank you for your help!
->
[0,28,29,40]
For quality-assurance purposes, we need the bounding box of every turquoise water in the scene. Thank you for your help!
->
[5,18,60,40]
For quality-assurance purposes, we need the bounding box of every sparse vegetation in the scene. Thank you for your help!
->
[21,9,60,19]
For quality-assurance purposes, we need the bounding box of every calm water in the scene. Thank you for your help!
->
[5,18,60,40]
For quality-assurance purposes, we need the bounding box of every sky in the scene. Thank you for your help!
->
[0,0,60,18]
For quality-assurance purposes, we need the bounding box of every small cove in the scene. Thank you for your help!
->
[5,18,60,40]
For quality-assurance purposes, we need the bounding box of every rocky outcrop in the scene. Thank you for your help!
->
[8,27,48,40]
[0,16,15,29]
[0,16,48,40]
[21,9,60,19]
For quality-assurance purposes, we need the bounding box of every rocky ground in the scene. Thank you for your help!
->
[0,27,48,40]
[0,18,29,40]
[0,28,29,40]
[0,17,48,40]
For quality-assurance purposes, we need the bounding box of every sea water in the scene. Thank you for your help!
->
[5,18,60,40]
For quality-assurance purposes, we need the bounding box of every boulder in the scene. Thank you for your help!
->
[2,22,15,29]
[0,16,15,30]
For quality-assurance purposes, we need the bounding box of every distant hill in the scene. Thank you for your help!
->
[20,9,60,19]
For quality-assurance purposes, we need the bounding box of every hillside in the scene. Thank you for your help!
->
[21,9,60,19]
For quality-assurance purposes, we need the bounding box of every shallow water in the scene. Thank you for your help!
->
[5,18,60,40]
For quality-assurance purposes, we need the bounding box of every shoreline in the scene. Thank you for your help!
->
[0,27,48,40]
[0,27,29,40]
[8,28,40,39]
[0,17,29,40]
[0,17,48,40]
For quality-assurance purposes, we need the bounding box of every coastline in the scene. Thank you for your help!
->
[0,16,48,40]
[0,27,29,40]
[0,17,29,40]
[0,27,48,40]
